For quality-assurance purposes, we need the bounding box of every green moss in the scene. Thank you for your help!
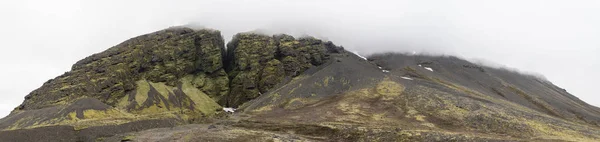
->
[20,28,225,111]
[271,93,281,102]
[82,109,119,119]
[288,84,302,95]
[283,97,318,110]
[323,76,333,87]
[135,80,151,106]
[508,86,561,117]
[375,80,405,100]
[253,105,275,112]
[116,95,129,109]
[225,33,340,106]
[259,59,285,93]
[180,76,222,115]
[134,104,167,115]
[122,135,136,141]
[148,82,174,100]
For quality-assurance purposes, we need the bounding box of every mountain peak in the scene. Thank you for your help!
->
[1,27,599,141]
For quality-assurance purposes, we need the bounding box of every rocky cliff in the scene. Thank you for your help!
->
[0,27,599,142]
[225,33,343,106]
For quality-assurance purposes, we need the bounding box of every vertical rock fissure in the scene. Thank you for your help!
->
[221,33,344,107]
[12,27,343,113]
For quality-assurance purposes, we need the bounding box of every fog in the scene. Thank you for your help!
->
[0,0,598,117]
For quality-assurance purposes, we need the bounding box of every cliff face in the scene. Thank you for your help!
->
[0,27,344,139]
[225,33,343,106]
[1,28,229,135]
[18,28,227,111]
[1,27,600,142]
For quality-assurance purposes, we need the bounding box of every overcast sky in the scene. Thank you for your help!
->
[0,0,598,118]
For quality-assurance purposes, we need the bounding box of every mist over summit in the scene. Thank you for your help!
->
[0,27,598,141]
[1,0,599,141]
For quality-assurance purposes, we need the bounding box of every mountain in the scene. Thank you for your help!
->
[0,27,599,142]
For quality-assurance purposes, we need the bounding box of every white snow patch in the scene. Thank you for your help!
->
[424,67,434,72]
[401,77,413,80]
[418,64,422,67]
[382,70,390,73]
[351,51,368,60]
[378,66,382,69]
[223,108,236,113]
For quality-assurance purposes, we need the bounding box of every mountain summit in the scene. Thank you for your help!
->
[1,27,599,141]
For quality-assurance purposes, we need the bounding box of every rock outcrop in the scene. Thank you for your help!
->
[224,33,343,106]
[1,27,600,142]
[0,27,345,141]
[2,27,228,133]
[18,27,228,111]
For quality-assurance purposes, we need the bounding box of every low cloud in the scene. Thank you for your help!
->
[0,0,598,117]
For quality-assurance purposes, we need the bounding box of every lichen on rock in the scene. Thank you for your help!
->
[4,27,231,132]
[17,27,228,112]
[224,33,343,107]
[4,27,345,133]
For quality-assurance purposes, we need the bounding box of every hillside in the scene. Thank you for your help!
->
[0,27,599,142]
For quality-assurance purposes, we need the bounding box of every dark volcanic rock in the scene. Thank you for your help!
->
[18,27,228,111]
[224,33,343,106]
[2,27,600,142]
[1,27,226,134]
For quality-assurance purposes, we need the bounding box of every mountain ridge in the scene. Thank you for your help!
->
[1,27,599,141]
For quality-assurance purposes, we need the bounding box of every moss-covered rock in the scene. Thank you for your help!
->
[2,27,230,132]
[2,27,600,141]
[0,27,349,140]
[16,27,228,112]
[3,27,345,134]
[225,33,343,106]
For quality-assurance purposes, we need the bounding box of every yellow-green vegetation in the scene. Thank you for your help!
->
[122,134,136,141]
[429,77,502,105]
[2,75,224,131]
[435,99,469,121]
[134,80,151,106]
[508,86,561,117]
[425,77,560,122]
[375,80,405,100]
[50,97,70,106]
[6,28,600,142]
[337,102,367,116]
[180,76,222,115]
[126,78,221,118]
[414,115,427,122]
[66,76,222,130]
[4,106,136,131]
[323,80,407,123]
[521,118,598,142]
[116,95,129,109]
[246,77,600,141]
[270,93,280,102]
[18,27,226,113]
[404,85,600,141]
[288,84,302,95]
[148,82,172,99]
[283,98,318,110]
[323,76,334,87]
[253,105,275,112]
[189,71,230,103]
[226,33,342,106]
[68,109,134,130]
[81,109,127,120]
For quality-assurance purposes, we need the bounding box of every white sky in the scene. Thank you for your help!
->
[0,0,598,117]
